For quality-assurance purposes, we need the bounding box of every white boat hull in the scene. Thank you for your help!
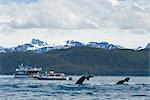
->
[14,74,29,78]
[37,77,66,80]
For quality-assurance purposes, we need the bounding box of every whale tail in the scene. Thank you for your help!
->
[86,75,93,80]
[124,78,130,82]
[75,75,93,84]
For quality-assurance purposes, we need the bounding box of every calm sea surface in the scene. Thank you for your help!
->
[0,75,149,100]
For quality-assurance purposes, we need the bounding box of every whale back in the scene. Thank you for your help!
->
[116,77,130,84]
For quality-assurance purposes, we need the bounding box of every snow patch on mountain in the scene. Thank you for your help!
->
[31,38,48,47]
[0,46,6,53]
[65,40,84,47]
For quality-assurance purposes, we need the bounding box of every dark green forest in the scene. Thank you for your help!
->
[0,46,149,76]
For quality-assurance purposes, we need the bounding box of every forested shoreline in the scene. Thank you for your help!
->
[0,46,149,76]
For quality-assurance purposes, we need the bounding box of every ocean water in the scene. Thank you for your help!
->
[0,75,149,100]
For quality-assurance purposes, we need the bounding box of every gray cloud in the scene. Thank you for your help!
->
[0,0,149,34]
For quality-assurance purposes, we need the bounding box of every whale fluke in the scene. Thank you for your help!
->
[116,77,130,84]
[75,75,93,84]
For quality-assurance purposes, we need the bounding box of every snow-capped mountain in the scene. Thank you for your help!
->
[1,38,149,53]
[10,39,49,52]
[11,39,67,53]
[0,39,51,53]
[64,40,124,49]
[87,42,124,49]
[0,39,125,53]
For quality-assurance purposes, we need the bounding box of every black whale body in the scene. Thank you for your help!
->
[116,78,130,84]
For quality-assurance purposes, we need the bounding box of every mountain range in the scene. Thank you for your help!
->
[0,39,149,53]
[0,38,149,75]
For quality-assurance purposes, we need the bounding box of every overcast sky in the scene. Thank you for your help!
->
[0,0,149,48]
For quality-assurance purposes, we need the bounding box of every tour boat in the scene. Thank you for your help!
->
[36,70,67,80]
[14,64,42,78]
